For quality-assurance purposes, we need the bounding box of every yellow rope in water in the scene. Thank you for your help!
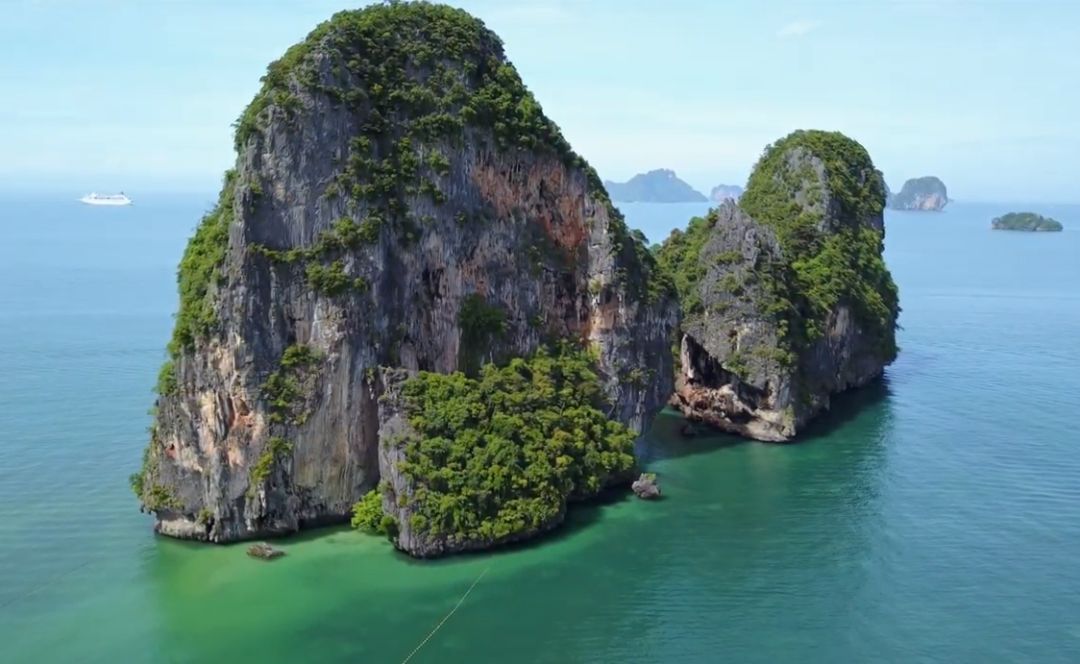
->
[401,565,490,664]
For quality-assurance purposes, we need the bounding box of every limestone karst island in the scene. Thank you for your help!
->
[603,169,708,203]
[132,3,899,558]
[709,184,744,203]
[888,176,949,211]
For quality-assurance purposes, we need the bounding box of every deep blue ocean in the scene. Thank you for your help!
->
[1,193,1079,662]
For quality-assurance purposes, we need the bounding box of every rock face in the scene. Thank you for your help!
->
[247,542,285,560]
[631,473,661,499]
[659,130,899,441]
[888,176,948,211]
[604,169,707,203]
[133,3,676,549]
[709,184,743,203]
[991,212,1063,232]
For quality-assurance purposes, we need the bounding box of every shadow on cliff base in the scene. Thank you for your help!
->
[634,408,746,465]
[205,381,893,563]
[637,377,894,464]
[793,376,893,442]
[382,488,636,567]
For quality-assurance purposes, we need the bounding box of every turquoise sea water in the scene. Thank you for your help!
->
[2,194,1079,662]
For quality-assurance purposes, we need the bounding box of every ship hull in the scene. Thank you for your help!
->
[80,198,132,206]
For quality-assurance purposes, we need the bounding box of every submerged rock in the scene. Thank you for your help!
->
[888,176,948,211]
[659,130,899,441]
[133,3,675,553]
[247,542,285,560]
[631,473,661,499]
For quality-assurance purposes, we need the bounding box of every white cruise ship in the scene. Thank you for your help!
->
[80,192,132,206]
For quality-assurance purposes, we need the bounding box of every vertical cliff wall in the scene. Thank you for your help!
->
[133,3,676,544]
[660,130,899,441]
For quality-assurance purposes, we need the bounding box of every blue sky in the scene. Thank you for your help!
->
[3,0,1079,202]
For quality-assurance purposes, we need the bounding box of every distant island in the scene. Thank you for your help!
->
[604,169,707,203]
[991,212,1063,232]
[709,184,743,203]
[887,176,948,211]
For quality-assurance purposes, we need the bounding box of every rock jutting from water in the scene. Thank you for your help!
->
[658,130,900,441]
[887,176,949,211]
[247,542,285,560]
[132,2,676,556]
[631,473,661,499]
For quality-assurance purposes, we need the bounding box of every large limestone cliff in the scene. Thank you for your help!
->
[134,3,675,547]
[660,131,899,441]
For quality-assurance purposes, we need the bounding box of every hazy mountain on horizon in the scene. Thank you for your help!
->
[709,184,744,203]
[603,169,707,203]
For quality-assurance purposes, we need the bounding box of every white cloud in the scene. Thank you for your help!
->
[777,19,823,39]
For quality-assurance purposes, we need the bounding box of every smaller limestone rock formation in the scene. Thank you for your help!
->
[247,542,285,560]
[604,169,707,203]
[631,473,661,499]
[709,184,744,203]
[659,130,899,442]
[992,212,1063,232]
[888,176,948,211]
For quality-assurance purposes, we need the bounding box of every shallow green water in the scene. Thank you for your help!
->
[2,196,1079,662]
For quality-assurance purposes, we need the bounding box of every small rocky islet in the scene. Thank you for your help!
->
[659,130,898,441]
[887,176,949,211]
[709,184,744,203]
[131,2,899,558]
[991,212,1063,232]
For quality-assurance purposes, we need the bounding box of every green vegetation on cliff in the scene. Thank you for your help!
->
[168,170,236,355]
[458,294,506,375]
[130,438,180,511]
[155,360,177,396]
[658,130,898,376]
[739,130,898,355]
[262,344,323,424]
[231,0,666,305]
[992,212,1063,232]
[248,437,293,495]
[741,131,884,232]
[385,344,636,544]
[253,216,374,297]
[655,213,720,316]
[164,1,666,362]
[236,3,576,155]
[236,2,578,207]
[351,488,398,536]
